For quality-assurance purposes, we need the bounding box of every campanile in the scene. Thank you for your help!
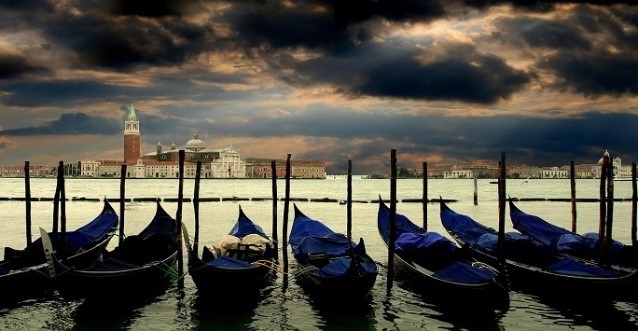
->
[123,104,141,164]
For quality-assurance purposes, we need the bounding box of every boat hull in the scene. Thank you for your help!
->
[295,258,378,300]
[50,252,178,300]
[188,256,275,297]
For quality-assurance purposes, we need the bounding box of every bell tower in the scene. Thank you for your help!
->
[123,104,141,164]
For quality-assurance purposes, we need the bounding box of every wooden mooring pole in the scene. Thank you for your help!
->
[387,149,397,295]
[423,162,428,230]
[598,152,609,254]
[271,160,279,261]
[347,160,352,242]
[603,157,614,265]
[632,162,637,248]
[24,161,32,245]
[570,161,577,233]
[119,164,126,246]
[473,171,478,206]
[193,161,202,255]
[52,162,62,234]
[176,150,185,279]
[60,161,67,257]
[282,154,291,282]
[497,153,506,264]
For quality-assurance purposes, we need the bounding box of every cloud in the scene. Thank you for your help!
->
[0,52,48,79]
[0,136,13,151]
[496,5,638,97]
[276,41,534,104]
[1,113,120,136]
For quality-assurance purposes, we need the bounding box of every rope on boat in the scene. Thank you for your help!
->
[375,261,388,269]
[154,261,181,279]
[252,259,291,275]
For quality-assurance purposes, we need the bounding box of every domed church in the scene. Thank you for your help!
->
[142,132,246,178]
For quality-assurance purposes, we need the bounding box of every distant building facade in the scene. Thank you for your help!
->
[245,158,326,179]
[143,133,247,178]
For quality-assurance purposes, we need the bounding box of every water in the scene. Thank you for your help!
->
[1,177,638,330]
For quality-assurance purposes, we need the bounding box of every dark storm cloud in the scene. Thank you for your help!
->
[280,42,534,104]
[502,17,591,50]
[61,17,210,69]
[1,113,120,136]
[108,0,190,17]
[0,80,132,107]
[497,5,638,97]
[359,52,532,104]
[0,0,54,12]
[0,52,48,79]
[333,0,446,51]
[0,0,211,70]
[540,51,638,96]
[224,0,334,51]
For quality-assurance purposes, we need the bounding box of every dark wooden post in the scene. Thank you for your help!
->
[119,164,126,246]
[347,160,352,241]
[632,162,637,248]
[387,149,397,295]
[193,161,202,255]
[598,152,609,251]
[176,150,185,278]
[24,161,32,245]
[473,171,478,206]
[603,157,614,264]
[271,160,279,261]
[570,161,577,233]
[497,153,506,262]
[60,161,67,257]
[423,162,428,230]
[52,162,62,234]
[282,154,291,279]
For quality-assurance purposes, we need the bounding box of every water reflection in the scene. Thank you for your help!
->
[189,284,274,330]
[69,293,168,331]
[538,295,638,331]
[308,294,376,331]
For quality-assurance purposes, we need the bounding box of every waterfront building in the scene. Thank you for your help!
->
[0,164,54,177]
[80,160,101,177]
[538,166,569,179]
[245,158,326,179]
[143,133,247,178]
[443,169,474,179]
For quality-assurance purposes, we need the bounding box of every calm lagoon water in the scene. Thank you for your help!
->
[0,177,637,330]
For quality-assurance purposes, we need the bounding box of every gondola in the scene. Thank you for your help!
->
[41,201,178,301]
[289,204,378,299]
[440,200,635,297]
[184,205,277,297]
[378,200,508,307]
[0,200,118,302]
[509,200,637,268]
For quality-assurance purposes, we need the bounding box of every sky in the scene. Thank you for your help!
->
[1,1,638,174]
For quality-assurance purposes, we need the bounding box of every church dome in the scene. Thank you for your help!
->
[186,133,206,151]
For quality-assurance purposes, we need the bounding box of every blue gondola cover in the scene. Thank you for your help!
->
[207,256,253,269]
[432,261,496,284]
[546,258,621,277]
